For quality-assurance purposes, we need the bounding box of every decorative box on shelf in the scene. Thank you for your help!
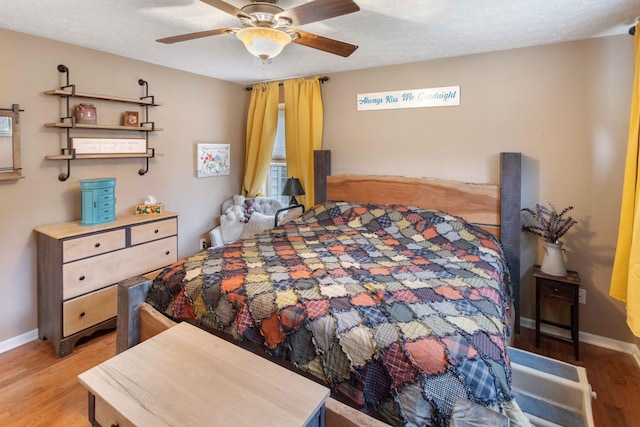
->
[80,178,116,226]
[135,203,163,215]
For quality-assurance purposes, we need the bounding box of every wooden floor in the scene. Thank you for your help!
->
[0,327,638,426]
[0,331,115,427]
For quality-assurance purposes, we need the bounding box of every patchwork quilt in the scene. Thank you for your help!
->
[146,202,527,426]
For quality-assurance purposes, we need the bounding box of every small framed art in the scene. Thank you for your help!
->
[197,143,230,177]
[123,111,139,127]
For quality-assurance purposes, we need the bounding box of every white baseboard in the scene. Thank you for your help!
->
[0,329,38,354]
[520,317,640,367]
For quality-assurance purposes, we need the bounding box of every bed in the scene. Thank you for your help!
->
[116,150,524,426]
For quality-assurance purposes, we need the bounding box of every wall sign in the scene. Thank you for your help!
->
[357,86,460,111]
[71,137,147,154]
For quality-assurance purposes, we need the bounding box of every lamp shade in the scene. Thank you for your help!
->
[282,177,305,196]
[282,177,304,205]
[236,27,292,62]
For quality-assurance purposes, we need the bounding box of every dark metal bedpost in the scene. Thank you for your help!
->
[500,152,522,334]
[314,150,331,203]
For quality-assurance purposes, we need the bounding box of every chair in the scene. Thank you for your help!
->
[209,196,288,248]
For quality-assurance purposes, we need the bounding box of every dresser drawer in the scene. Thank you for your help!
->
[131,218,177,245]
[539,281,576,301]
[93,394,135,427]
[63,285,117,337]
[63,229,126,263]
[97,198,114,209]
[63,236,177,299]
[97,211,116,224]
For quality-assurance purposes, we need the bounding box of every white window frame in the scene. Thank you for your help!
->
[262,104,288,206]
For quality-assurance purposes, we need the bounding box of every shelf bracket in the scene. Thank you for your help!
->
[138,79,154,105]
[59,158,71,181]
[138,148,155,176]
[57,64,76,95]
[138,79,154,130]
[57,148,76,181]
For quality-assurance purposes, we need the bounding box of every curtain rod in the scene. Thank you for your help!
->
[244,76,329,91]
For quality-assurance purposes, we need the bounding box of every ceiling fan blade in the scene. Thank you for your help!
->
[292,30,358,57]
[156,28,234,44]
[200,0,249,19]
[278,0,360,26]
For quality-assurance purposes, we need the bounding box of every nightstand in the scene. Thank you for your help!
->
[534,265,581,360]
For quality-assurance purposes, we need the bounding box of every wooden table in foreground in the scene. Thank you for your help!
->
[78,322,330,427]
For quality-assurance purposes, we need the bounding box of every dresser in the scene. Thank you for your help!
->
[35,212,179,357]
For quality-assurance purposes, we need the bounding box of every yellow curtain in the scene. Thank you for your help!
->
[283,76,323,208]
[610,29,640,337]
[242,82,280,197]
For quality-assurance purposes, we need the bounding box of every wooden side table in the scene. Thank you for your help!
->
[534,265,581,360]
[78,322,329,427]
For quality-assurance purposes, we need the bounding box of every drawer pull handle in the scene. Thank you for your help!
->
[79,311,85,318]
[79,275,85,281]
[154,229,160,234]
[94,242,101,248]
[165,250,170,255]
[554,288,559,292]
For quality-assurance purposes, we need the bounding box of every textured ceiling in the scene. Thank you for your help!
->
[0,0,638,84]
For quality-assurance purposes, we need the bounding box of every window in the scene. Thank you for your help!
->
[263,104,288,206]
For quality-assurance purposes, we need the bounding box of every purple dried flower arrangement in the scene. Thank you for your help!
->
[521,203,577,244]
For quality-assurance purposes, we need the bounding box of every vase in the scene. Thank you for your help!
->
[540,241,567,276]
[75,103,97,124]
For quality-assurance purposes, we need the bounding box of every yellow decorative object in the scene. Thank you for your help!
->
[134,203,163,215]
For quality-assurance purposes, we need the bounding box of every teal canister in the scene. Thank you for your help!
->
[80,178,116,225]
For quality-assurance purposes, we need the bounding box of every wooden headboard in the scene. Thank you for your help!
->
[313,150,522,332]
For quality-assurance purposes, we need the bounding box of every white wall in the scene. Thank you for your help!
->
[321,35,636,343]
[0,29,248,346]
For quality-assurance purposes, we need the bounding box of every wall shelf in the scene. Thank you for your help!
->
[44,64,161,181]
[44,122,162,131]
[44,89,163,107]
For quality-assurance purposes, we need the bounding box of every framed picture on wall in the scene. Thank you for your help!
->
[197,143,230,177]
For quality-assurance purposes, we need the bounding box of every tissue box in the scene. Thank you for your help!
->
[134,203,163,215]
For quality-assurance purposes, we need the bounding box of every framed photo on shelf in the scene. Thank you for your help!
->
[197,143,230,177]
[123,111,139,127]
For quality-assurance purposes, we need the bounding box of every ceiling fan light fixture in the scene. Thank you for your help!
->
[236,27,292,61]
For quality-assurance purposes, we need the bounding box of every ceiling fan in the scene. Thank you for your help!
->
[157,0,360,62]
